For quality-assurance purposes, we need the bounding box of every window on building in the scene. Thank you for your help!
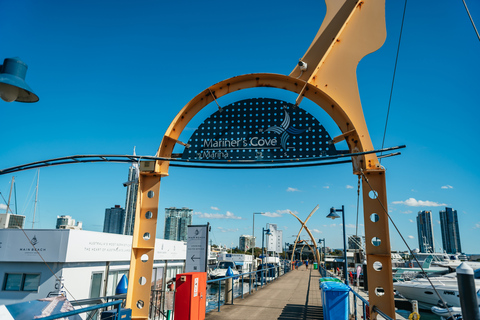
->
[106,270,129,296]
[3,273,40,291]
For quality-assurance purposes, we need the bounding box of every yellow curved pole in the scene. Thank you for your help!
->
[288,209,321,268]
[289,205,318,266]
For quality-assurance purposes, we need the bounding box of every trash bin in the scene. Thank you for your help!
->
[313,262,318,270]
[318,277,342,289]
[320,282,349,320]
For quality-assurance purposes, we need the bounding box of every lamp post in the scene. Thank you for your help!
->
[261,228,271,285]
[0,58,39,103]
[327,205,348,285]
[252,212,263,263]
[318,238,325,276]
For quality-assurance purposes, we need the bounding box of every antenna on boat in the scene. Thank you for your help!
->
[5,176,14,214]
[32,169,39,229]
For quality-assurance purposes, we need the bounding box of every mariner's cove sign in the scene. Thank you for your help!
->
[182,98,338,161]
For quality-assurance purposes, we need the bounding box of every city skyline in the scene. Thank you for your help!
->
[1,1,479,254]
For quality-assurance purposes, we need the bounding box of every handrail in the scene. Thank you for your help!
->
[206,263,289,312]
[349,287,395,320]
[317,265,394,320]
[37,299,123,320]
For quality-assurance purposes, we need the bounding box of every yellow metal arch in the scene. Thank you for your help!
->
[127,1,395,318]
[288,208,321,268]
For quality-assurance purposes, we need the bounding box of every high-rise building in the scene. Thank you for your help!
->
[417,211,435,253]
[0,213,26,229]
[239,235,255,251]
[164,207,193,241]
[439,207,462,254]
[103,205,126,235]
[56,215,82,230]
[123,164,138,235]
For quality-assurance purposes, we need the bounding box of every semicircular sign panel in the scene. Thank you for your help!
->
[181,98,338,161]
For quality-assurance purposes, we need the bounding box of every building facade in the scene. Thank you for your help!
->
[0,213,26,229]
[103,205,125,235]
[416,210,435,253]
[56,215,82,230]
[0,229,186,307]
[123,164,138,236]
[164,207,193,241]
[239,235,255,251]
[440,207,462,254]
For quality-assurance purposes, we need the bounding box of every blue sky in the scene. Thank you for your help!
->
[1,0,479,254]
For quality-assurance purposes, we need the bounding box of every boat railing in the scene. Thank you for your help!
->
[206,263,290,313]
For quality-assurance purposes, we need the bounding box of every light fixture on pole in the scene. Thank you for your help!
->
[318,238,325,276]
[0,58,39,103]
[327,205,348,285]
[252,212,264,261]
[261,227,271,285]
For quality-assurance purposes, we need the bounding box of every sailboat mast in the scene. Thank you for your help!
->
[5,177,14,214]
[32,170,39,229]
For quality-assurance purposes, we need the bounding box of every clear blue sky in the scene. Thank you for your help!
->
[1,0,479,254]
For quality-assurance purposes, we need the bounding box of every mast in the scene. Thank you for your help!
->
[5,177,14,214]
[32,169,39,229]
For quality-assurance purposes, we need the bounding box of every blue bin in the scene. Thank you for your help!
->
[321,282,349,320]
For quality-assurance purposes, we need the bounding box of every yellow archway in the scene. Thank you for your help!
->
[127,1,395,318]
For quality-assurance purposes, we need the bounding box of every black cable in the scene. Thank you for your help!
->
[461,0,480,41]
[381,0,408,159]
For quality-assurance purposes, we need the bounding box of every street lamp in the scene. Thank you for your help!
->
[318,238,325,276]
[252,212,264,261]
[0,58,39,103]
[327,205,348,285]
[261,228,271,285]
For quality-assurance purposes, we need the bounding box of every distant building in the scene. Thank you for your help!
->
[239,235,255,251]
[164,207,193,241]
[440,207,462,254]
[0,213,25,229]
[122,163,138,236]
[103,205,126,235]
[56,215,82,230]
[417,210,435,253]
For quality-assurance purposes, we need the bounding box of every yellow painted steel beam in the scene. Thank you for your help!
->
[362,170,395,318]
[126,173,161,319]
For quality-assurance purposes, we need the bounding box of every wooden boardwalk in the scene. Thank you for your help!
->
[205,267,407,320]
[205,267,323,320]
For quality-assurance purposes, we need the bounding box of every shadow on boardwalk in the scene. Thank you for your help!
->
[278,304,323,319]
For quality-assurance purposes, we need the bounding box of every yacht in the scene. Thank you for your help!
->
[208,261,240,280]
[393,270,480,310]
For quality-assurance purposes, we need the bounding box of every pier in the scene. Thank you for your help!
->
[205,268,407,320]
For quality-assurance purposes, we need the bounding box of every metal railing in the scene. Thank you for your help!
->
[206,263,289,313]
[317,265,394,320]
[37,300,123,320]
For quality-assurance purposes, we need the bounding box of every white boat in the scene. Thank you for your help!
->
[393,272,480,310]
[393,255,450,282]
[208,261,240,280]
[431,305,480,319]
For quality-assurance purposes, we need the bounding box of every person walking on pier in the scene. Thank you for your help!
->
[305,260,309,270]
